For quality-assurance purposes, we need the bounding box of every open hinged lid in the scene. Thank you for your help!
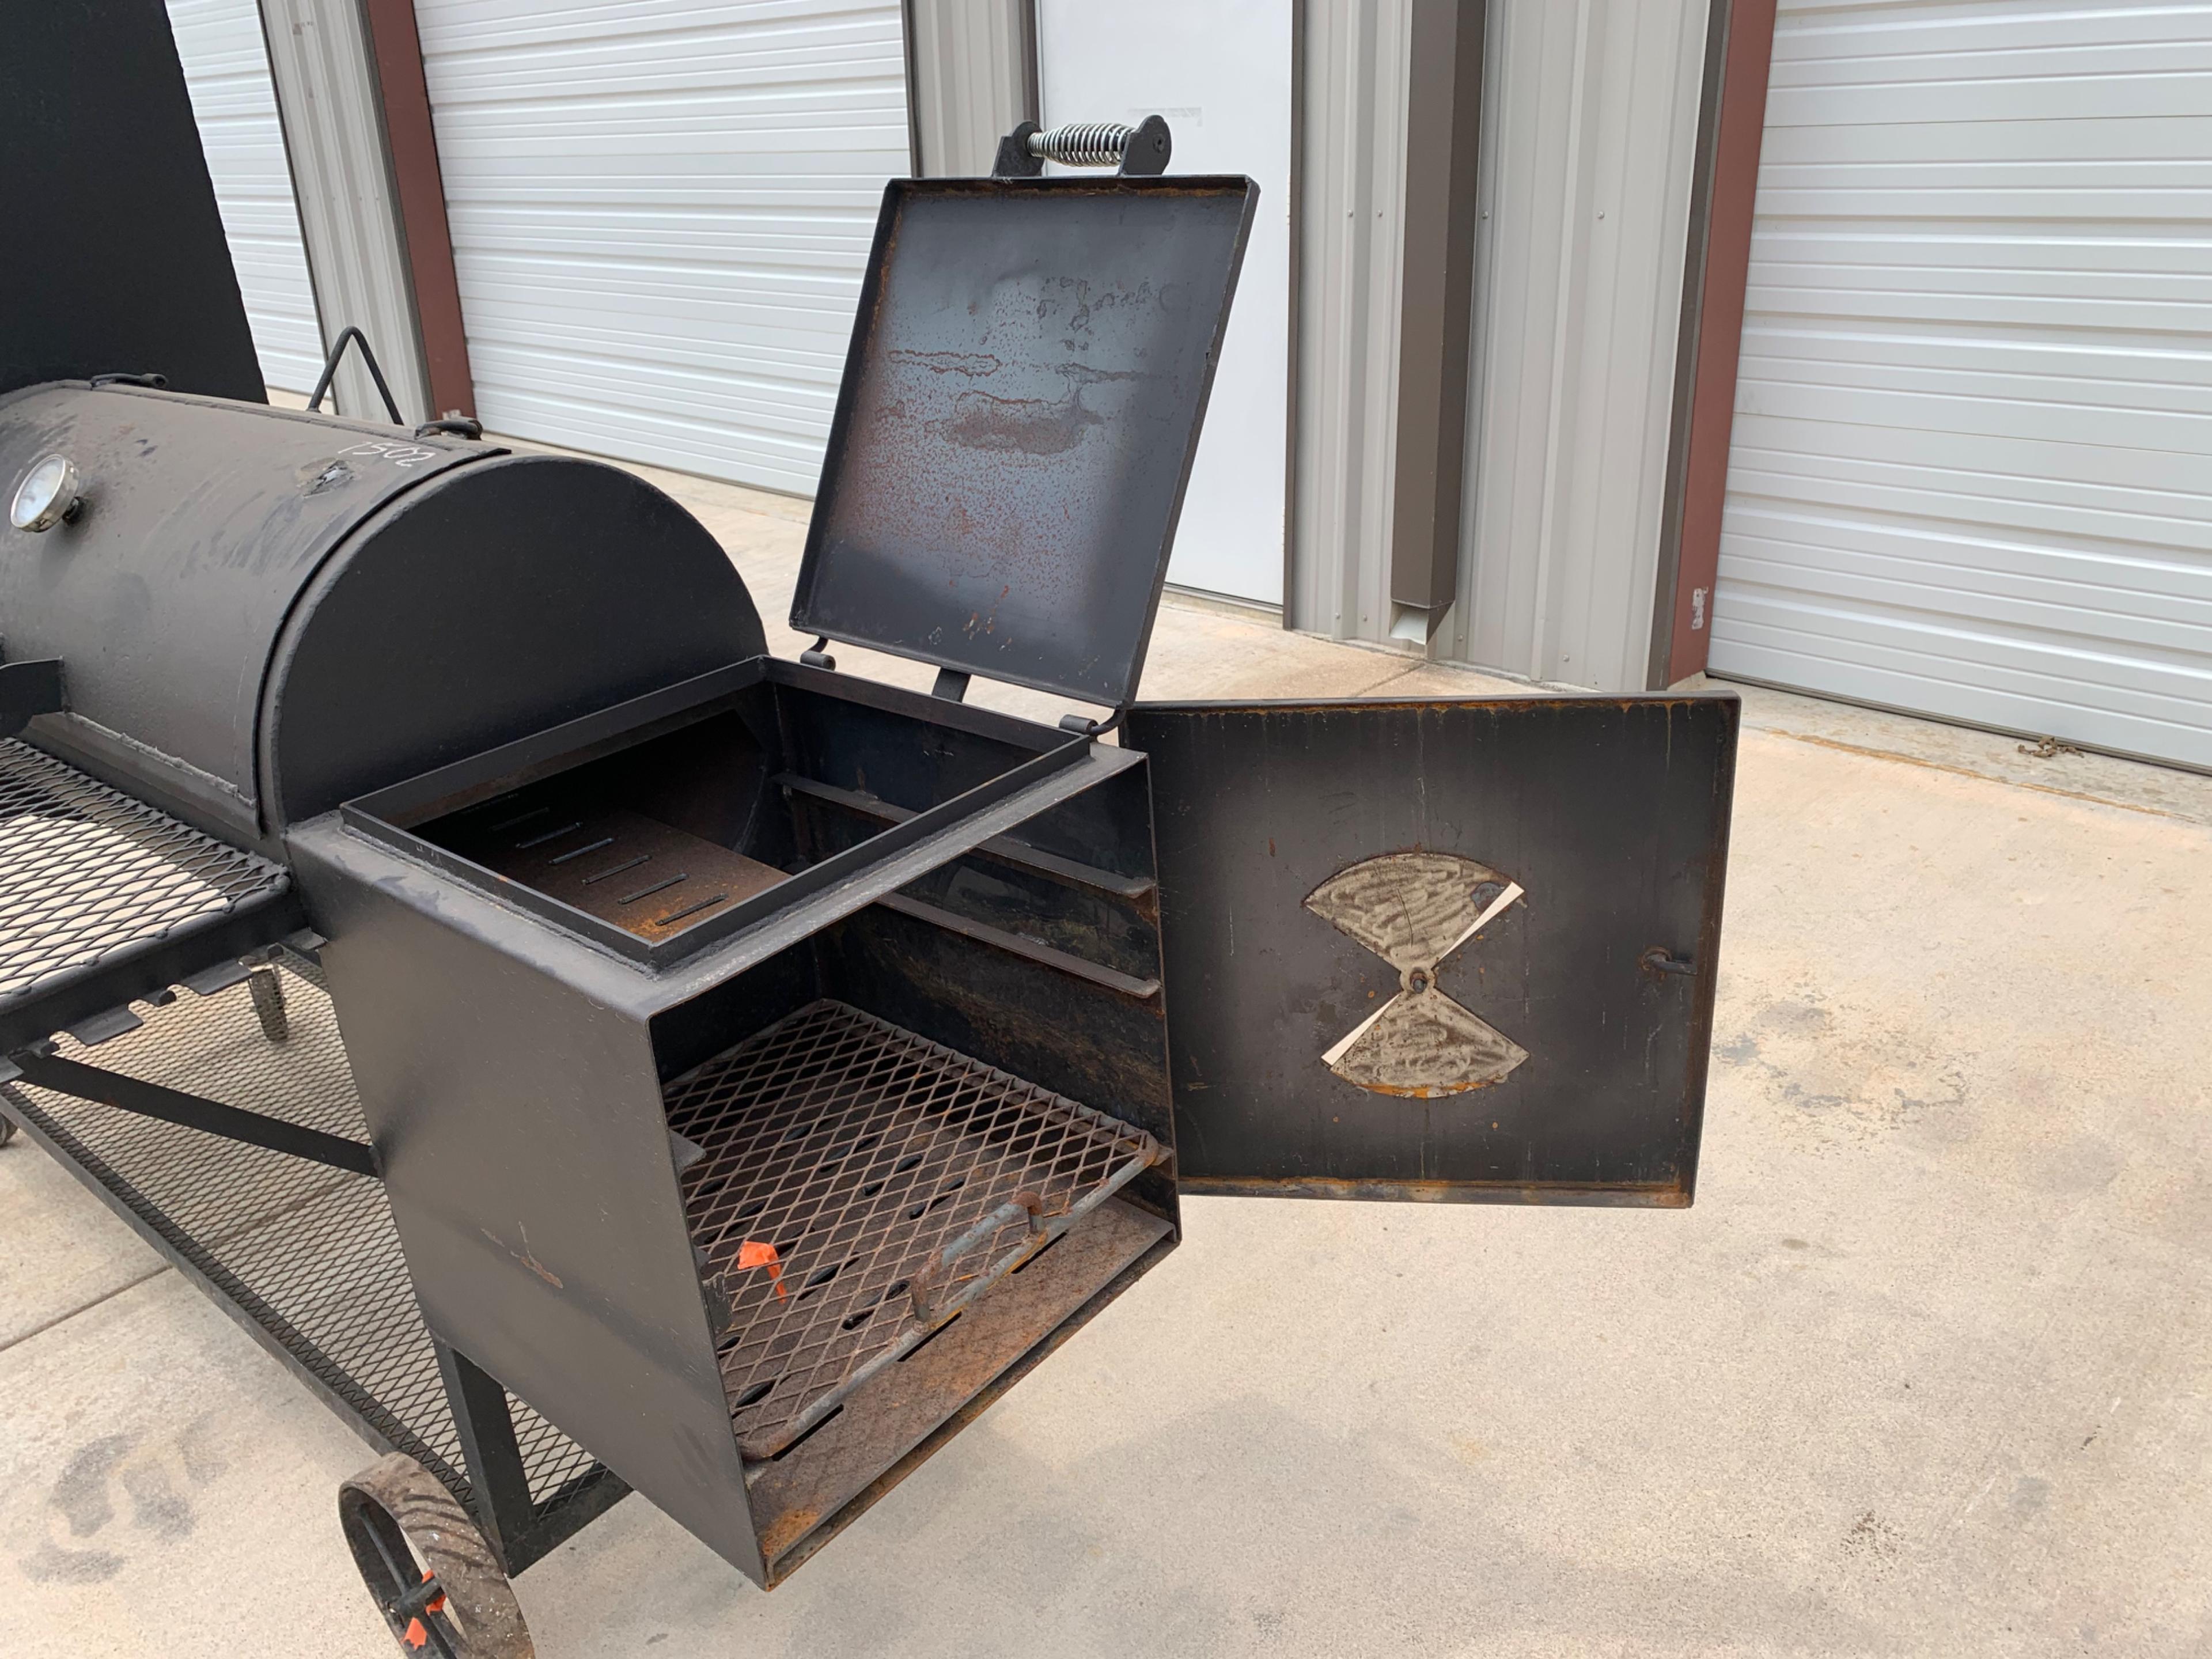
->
[791,176,1257,712]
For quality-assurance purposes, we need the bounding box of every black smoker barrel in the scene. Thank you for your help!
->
[0,385,764,853]
[0,384,764,1050]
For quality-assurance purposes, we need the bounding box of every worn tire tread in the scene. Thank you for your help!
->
[340,1453,533,1659]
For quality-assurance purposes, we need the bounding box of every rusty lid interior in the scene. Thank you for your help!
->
[790,176,1257,712]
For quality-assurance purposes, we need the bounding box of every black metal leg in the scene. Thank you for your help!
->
[432,1342,537,1572]
[247,965,290,1042]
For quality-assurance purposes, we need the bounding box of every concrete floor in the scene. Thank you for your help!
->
[3,457,2209,1657]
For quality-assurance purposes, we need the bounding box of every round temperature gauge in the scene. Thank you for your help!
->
[10,454,82,532]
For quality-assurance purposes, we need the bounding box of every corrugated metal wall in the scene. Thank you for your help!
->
[1707,0,2212,771]
[908,0,1033,177]
[261,0,433,422]
[415,0,910,494]
[1449,0,1710,690]
[1294,0,1711,694]
[166,0,324,392]
[1290,2,1411,642]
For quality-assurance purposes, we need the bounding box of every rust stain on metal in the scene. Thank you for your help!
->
[481,1225,563,1289]
[940,386,1104,456]
[456,806,787,945]
[1179,1175,1690,1207]
[760,1505,821,1564]
[751,1197,1172,1579]
[885,349,1003,376]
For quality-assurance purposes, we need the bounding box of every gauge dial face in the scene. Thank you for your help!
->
[11,454,79,532]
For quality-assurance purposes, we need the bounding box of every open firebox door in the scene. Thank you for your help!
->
[1126,698,1736,1202]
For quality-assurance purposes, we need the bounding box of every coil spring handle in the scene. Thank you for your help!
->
[991,115,1172,179]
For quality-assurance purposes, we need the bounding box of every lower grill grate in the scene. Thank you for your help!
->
[3,967,605,1518]
[665,1000,1161,1461]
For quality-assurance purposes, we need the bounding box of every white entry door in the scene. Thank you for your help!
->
[165,0,323,393]
[1709,1,2212,770]
[1036,0,1293,607]
[415,0,910,495]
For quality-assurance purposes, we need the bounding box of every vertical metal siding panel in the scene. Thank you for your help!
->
[1290,0,1409,640]
[1570,0,1709,688]
[1708,1,2212,770]
[415,0,911,496]
[167,0,324,392]
[910,0,1029,177]
[1440,0,1708,690]
[1457,0,1571,676]
[261,0,433,423]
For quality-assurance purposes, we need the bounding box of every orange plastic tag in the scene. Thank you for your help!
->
[736,1240,787,1300]
[401,1567,442,1646]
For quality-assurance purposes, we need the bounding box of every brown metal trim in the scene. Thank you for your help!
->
[360,0,475,419]
[1660,0,1778,685]
[1387,0,1486,626]
[1646,0,1734,688]
[1282,0,1305,622]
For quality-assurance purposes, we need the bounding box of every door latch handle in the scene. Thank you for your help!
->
[1640,945,1696,980]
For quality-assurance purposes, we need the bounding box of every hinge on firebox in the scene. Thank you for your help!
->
[1059,705,1130,738]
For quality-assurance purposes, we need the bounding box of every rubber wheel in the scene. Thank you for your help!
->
[339,1453,533,1658]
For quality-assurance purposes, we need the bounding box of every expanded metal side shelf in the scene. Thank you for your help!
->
[0,967,611,1531]
[0,739,298,1048]
[666,1000,1162,1461]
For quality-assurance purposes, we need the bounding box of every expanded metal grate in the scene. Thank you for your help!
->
[0,740,289,1014]
[3,967,604,1514]
[665,999,1161,1460]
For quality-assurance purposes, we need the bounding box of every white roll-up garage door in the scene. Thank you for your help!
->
[414,0,910,496]
[165,0,324,393]
[1709,3,2212,770]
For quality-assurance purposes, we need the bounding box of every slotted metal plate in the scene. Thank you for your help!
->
[2,967,606,1515]
[665,1001,1161,1461]
[0,740,292,1043]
